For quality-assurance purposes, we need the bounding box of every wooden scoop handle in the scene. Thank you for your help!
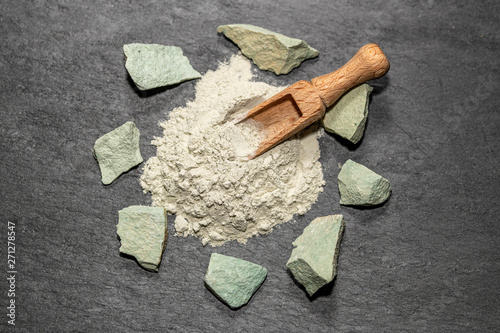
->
[311,43,390,108]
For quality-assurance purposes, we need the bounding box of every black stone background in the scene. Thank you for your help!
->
[1,1,499,332]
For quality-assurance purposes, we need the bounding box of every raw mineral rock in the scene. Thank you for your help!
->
[338,159,392,206]
[94,121,143,185]
[117,205,168,272]
[286,215,345,296]
[322,84,373,144]
[204,253,267,309]
[217,24,319,75]
[123,43,201,90]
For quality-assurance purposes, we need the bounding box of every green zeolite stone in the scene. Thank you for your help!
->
[123,43,201,90]
[322,84,373,144]
[217,24,319,75]
[286,215,345,297]
[204,253,267,309]
[94,121,143,185]
[338,159,392,206]
[117,206,168,272]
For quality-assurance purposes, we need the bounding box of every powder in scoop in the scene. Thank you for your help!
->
[140,54,325,246]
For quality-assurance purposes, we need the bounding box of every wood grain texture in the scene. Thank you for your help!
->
[244,43,390,159]
[311,43,390,107]
[243,80,325,158]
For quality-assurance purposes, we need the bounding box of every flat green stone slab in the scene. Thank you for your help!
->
[338,159,392,206]
[204,253,267,309]
[123,43,201,90]
[94,121,143,185]
[322,84,373,144]
[217,24,319,75]
[117,205,168,272]
[286,215,345,296]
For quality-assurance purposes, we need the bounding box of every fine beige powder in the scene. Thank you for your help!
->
[140,54,325,246]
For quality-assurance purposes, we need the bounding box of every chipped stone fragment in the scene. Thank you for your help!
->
[286,215,345,296]
[94,121,143,185]
[322,84,373,144]
[209,230,225,241]
[117,205,168,272]
[123,43,201,90]
[174,215,189,235]
[338,159,392,206]
[204,253,267,309]
[217,24,319,75]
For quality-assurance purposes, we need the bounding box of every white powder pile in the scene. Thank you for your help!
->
[140,54,325,246]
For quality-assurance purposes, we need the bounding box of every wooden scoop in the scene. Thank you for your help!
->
[238,43,390,159]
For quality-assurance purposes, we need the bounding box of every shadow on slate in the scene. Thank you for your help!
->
[203,279,267,311]
[324,130,365,152]
[369,74,391,96]
[341,197,392,210]
[126,74,184,98]
[117,240,165,273]
[94,161,143,187]
[118,251,145,271]
[286,268,336,301]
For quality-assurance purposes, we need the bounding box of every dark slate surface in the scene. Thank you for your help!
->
[1,1,499,332]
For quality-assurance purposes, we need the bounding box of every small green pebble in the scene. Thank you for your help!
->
[117,205,168,272]
[338,159,392,206]
[204,253,267,309]
[94,121,143,185]
[286,215,345,296]
[322,84,373,144]
[124,43,201,90]
[217,24,319,75]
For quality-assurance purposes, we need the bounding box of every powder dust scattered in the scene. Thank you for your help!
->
[140,54,325,246]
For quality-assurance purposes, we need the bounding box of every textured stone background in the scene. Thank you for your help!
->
[1,1,499,332]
